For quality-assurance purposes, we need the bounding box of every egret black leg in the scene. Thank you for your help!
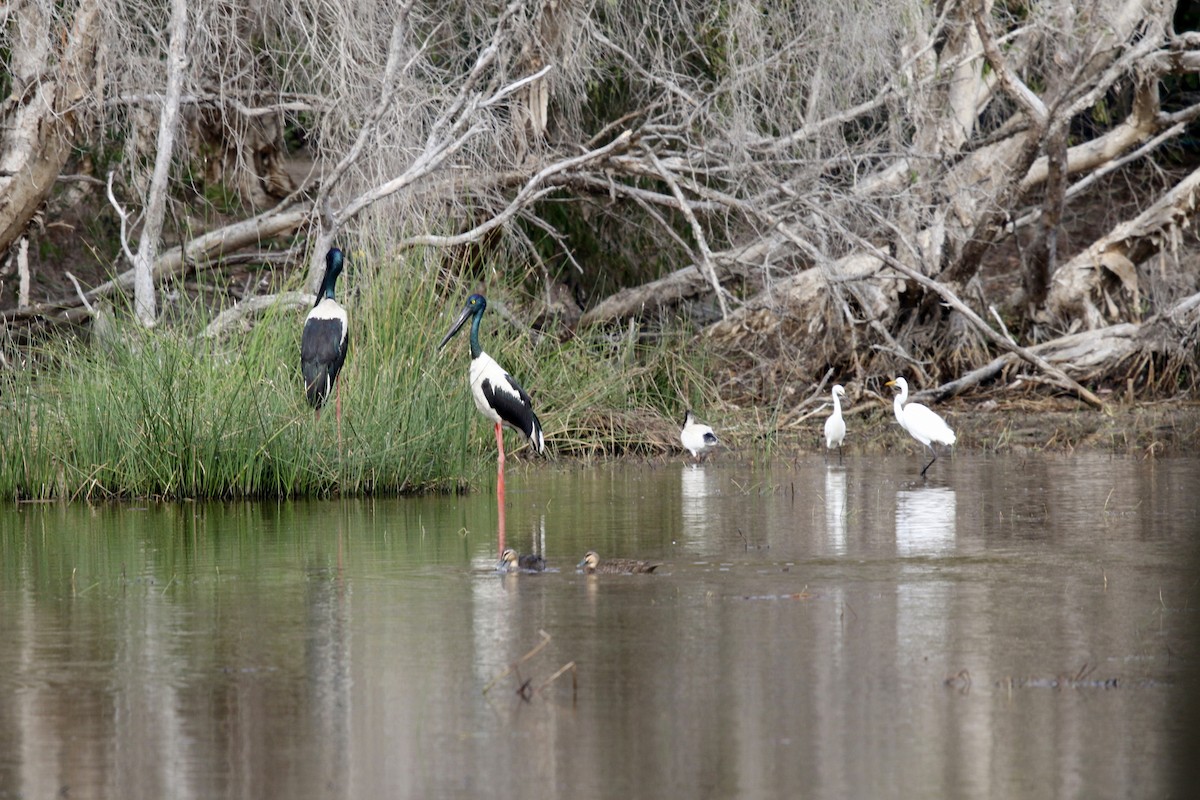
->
[838,445,843,464]
[920,445,938,477]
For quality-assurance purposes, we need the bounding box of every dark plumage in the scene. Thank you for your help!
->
[301,248,349,409]
[499,548,546,572]
[437,293,545,455]
[577,550,660,574]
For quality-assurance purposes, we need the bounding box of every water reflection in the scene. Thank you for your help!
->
[0,456,1196,800]
[895,486,957,555]
[680,464,717,543]
[823,467,847,555]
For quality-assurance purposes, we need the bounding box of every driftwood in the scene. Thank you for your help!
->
[932,290,1200,401]
[1045,166,1200,329]
[0,0,102,254]
[579,234,785,326]
[201,291,313,339]
[1,198,312,325]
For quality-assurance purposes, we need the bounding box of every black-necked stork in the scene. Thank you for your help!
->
[885,376,956,477]
[438,294,546,462]
[301,248,349,440]
[824,384,846,461]
[680,410,718,462]
[577,550,660,574]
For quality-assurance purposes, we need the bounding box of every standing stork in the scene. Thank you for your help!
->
[301,248,349,443]
[438,294,546,460]
[438,294,545,552]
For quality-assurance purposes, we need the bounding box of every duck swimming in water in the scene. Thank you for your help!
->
[577,550,660,574]
[498,548,546,572]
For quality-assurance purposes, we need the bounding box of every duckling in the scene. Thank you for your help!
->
[680,410,719,462]
[498,548,546,572]
[577,550,660,574]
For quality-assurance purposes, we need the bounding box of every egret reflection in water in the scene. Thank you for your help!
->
[823,466,848,555]
[895,486,957,555]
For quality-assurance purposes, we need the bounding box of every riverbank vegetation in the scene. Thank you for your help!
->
[0,250,716,500]
[3,0,1200,499]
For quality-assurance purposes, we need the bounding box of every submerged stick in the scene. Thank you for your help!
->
[537,660,577,703]
[482,629,552,695]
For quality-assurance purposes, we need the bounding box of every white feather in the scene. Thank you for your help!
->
[468,352,508,425]
[824,384,846,449]
[890,377,955,447]
[680,411,718,458]
[307,298,348,344]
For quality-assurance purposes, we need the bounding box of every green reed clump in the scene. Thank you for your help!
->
[0,255,716,501]
[0,262,477,500]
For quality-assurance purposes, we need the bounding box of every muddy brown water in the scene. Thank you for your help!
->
[1,454,1198,799]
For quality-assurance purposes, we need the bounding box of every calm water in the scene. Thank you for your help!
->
[1,454,1198,799]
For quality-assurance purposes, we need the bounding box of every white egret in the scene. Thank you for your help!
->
[885,376,956,477]
[824,384,846,460]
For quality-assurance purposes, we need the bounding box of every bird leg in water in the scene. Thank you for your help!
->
[920,445,939,478]
[495,422,506,554]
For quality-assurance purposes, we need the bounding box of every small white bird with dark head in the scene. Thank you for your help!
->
[680,410,719,462]
[885,376,956,477]
[824,384,846,460]
[301,247,350,438]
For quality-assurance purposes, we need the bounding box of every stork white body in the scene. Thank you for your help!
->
[824,384,846,453]
[468,350,546,454]
[438,294,545,457]
[301,247,350,446]
[680,410,719,461]
[886,376,955,477]
[301,298,348,405]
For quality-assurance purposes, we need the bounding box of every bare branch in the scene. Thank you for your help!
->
[201,291,312,339]
[105,171,138,265]
[398,131,633,250]
[129,0,189,327]
[973,1,1048,127]
[641,147,729,319]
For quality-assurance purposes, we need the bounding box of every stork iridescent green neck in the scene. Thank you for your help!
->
[318,248,345,301]
[467,303,483,360]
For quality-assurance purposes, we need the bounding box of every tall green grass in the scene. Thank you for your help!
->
[0,253,716,501]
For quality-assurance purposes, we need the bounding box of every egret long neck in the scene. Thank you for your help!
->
[832,392,842,415]
[468,309,483,360]
[893,392,905,426]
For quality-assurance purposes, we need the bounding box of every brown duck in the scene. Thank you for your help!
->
[577,550,660,574]
[499,548,546,572]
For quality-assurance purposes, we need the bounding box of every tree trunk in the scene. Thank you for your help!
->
[129,0,188,328]
[0,0,101,254]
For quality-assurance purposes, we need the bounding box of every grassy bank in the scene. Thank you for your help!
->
[0,254,712,501]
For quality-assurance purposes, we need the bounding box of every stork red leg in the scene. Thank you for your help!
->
[335,379,343,453]
[495,422,506,554]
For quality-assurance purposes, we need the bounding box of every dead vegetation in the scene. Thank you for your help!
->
[3,0,1200,421]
